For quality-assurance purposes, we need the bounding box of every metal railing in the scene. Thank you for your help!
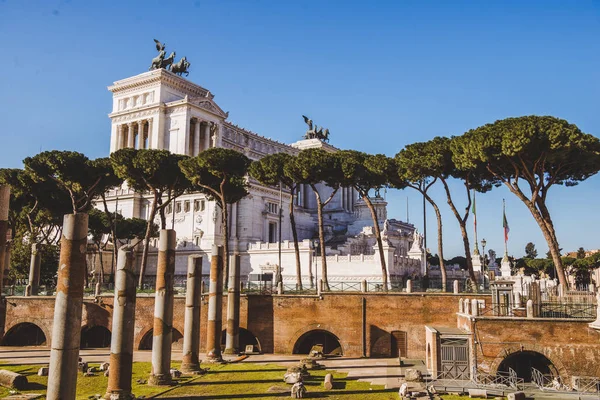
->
[540,302,596,319]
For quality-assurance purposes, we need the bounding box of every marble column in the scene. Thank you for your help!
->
[204,123,211,150]
[148,229,176,386]
[206,244,224,362]
[127,123,135,148]
[181,254,202,373]
[224,251,241,354]
[193,120,201,156]
[147,118,153,150]
[105,245,136,400]
[117,125,125,149]
[137,121,144,149]
[47,213,88,400]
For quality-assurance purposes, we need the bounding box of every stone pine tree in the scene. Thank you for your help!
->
[0,168,69,285]
[336,150,396,289]
[23,150,111,400]
[180,148,251,283]
[249,153,304,289]
[285,148,343,291]
[110,149,191,287]
[395,140,451,291]
[90,157,124,280]
[452,116,600,289]
[525,242,538,259]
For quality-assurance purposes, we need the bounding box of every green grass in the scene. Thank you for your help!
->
[0,361,473,399]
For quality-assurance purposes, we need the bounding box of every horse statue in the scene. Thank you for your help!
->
[170,56,191,76]
[160,52,176,70]
[149,50,166,70]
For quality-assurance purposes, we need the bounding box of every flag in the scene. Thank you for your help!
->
[503,202,510,242]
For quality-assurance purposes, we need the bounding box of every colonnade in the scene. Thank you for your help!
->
[189,118,212,156]
[116,119,153,150]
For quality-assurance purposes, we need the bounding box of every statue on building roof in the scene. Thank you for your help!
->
[149,39,187,74]
[302,115,330,142]
[171,56,191,76]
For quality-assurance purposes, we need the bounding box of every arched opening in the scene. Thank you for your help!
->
[2,323,46,346]
[498,351,557,382]
[80,326,111,349]
[220,328,261,353]
[293,329,342,356]
[138,328,183,350]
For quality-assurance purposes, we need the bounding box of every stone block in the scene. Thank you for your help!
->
[467,388,487,398]
[37,367,49,376]
[404,368,423,382]
[507,392,526,400]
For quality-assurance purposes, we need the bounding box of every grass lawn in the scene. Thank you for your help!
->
[0,361,473,399]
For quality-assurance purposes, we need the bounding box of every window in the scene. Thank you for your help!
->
[184,200,190,213]
[175,201,182,213]
[268,222,277,243]
[266,202,278,214]
[194,199,206,212]
[166,203,173,214]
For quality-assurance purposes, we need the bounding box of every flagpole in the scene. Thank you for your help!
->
[503,199,508,256]
[473,189,479,255]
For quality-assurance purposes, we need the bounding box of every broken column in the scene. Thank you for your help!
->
[148,229,176,386]
[224,251,241,354]
[105,245,136,399]
[0,186,10,296]
[181,254,202,373]
[453,280,459,294]
[27,244,42,296]
[206,244,224,362]
[46,213,89,400]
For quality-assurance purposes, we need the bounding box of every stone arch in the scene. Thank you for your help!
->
[3,318,51,347]
[2,322,47,346]
[80,325,111,349]
[288,323,347,355]
[220,327,262,353]
[137,327,183,350]
[490,344,569,382]
[290,325,344,356]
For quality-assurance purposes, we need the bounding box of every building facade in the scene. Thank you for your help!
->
[102,69,424,286]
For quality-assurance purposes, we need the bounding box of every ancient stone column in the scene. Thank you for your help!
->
[206,245,224,362]
[26,244,42,296]
[47,213,88,400]
[105,245,136,400]
[224,252,241,354]
[471,299,479,316]
[127,123,135,148]
[203,123,211,150]
[148,229,176,386]
[526,299,534,319]
[405,279,412,293]
[0,186,9,296]
[361,279,367,293]
[181,254,202,373]
[453,280,459,294]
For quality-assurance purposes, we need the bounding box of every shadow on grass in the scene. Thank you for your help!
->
[154,388,398,399]
[183,379,285,386]
[24,382,47,390]
[206,368,287,374]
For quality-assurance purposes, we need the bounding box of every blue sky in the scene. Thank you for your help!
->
[1,0,599,258]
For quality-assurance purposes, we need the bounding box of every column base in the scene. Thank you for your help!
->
[180,362,202,374]
[223,348,239,355]
[148,373,173,386]
[104,390,135,400]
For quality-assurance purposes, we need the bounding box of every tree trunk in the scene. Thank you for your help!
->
[220,194,230,289]
[138,194,158,288]
[441,180,477,290]
[424,193,446,292]
[289,187,302,290]
[99,244,105,286]
[361,193,388,290]
[502,182,568,288]
[312,186,329,291]
[101,194,117,282]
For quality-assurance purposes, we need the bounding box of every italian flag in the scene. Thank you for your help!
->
[503,205,510,242]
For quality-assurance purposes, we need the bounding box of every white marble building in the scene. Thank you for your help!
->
[101,69,425,286]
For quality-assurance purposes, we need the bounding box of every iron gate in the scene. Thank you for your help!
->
[440,338,469,379]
